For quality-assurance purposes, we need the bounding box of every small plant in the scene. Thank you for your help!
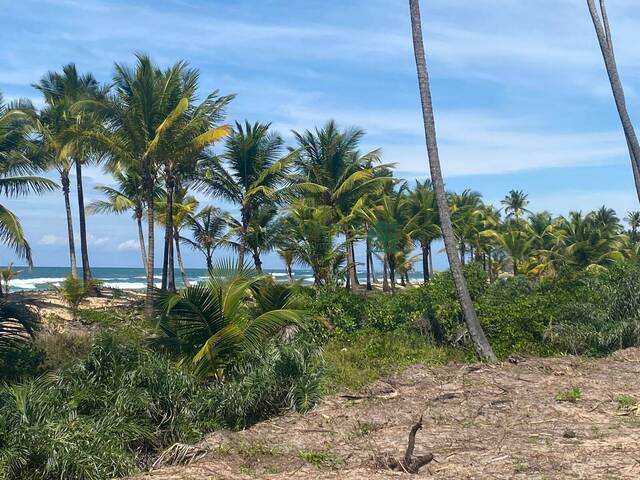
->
[349,420,381,439]
[556,386,582,403]
[53,276,101,321]
[616,394,637,408]
[616,394,639,416]
[297,449,342,468]
[0,263,20,295]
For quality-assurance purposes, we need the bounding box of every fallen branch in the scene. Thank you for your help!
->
[378,416,434,474]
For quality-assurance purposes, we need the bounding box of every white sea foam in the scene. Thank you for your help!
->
[9,277,66,290]
[102,281,161,290]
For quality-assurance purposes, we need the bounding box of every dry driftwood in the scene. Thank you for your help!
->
[378,416,434,474]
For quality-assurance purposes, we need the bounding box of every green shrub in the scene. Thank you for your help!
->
[198,337,323,429]
[477,277,568,358]
[363,291,426,332]
[54,276,102,321]
[549,262,640,356]
[0,333,323,479]
[303,287,367,340]
[35,331,93,370]
[556,386,581,402]
[417,262,489,342]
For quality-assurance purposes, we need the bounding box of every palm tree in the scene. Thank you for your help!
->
[481,226,534,276]
[156,184,199,289]
[0,95,57,266]
[244,205,279,274]
[200,122,301,268]
[626,211,640,243]
[409,0,496,361]
[501,189,530,221]
[181,206,229,270]
[541,211,627,272]
[155,82,232,292]
[408,180,440,282]
[277,246,295,284]
[34,64,104,285]
[87,166,151,275]
[369,184,413,292]
[586,0,640,202]
[153,262,306,379]
[86,55,229,315]
[449,189,483,264]
[0,263,19,296]
[282,201,344,287]
[293,120,391,290]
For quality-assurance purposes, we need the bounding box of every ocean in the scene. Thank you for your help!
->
[6,266,426,292]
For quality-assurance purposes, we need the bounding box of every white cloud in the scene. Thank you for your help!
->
[117,239,139,251]
[38,234,65,246]
[87,235,109,247]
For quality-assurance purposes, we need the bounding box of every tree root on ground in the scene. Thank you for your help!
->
[376,416,434,474]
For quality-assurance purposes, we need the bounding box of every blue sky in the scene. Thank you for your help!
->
[1,0,639,269]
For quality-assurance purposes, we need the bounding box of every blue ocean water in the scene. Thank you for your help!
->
[6,266,426,292]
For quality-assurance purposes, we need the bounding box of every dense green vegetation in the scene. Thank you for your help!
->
[1,30,640,478]
[3,260,640,478]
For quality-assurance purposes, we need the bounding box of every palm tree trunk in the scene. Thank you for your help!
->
[286,262,293,283]
[587,0,640,202]
[421,243,429,283]
[345,229,358,291]
[409,0,496,362]
[165,176,176,293]
[206,250,213,271]
[136,211,148,277]
[428,244,433,276]
[143,165,155,318]
[238,208,249,268]
[253,250,263,273]
[161,229,169,290]
[388,254,396,293]
[382,255,390,292]
[174,227,189,287]
[61,171,78,279]
[368,248,377,283]
[366,233,373,290]
[75,161,93,286]
[351,237,360,287]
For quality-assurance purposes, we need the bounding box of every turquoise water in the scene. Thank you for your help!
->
[6,266,426,292]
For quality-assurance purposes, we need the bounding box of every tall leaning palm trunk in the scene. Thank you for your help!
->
[409,0,496,362]
[75,160,93,285]
[135,207,148,277]
[587,0,640,203]
[60,170,78,278]
[143,161,155,317]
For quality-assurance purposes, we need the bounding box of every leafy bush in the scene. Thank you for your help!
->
[34,331,93,370]
[0,333,323,479]
[550,262,640,355]
[363,292,425,332]
[477,277,569,358]
[198,337,323,429]
[304,287,367,339]
[153,266,307,378]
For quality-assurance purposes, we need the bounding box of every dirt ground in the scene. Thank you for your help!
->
[134,348,640,480]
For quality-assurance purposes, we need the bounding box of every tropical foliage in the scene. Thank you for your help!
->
[153,263,307,378]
